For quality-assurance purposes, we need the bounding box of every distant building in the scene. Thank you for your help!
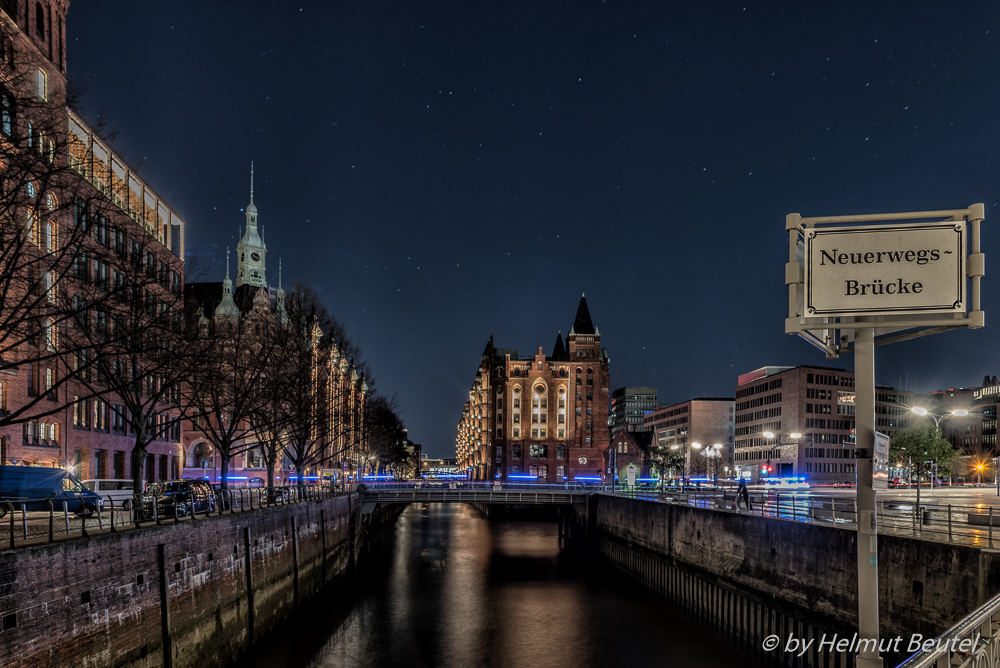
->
[606,429,653,483]
[644,398,734,479]
[610,386,657,436]
[420,457,458,476]
[733,365,914,483]
[183,183,367,484]
[455,295,611,482]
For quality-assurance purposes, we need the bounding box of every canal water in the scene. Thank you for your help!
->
[235,503,773,668]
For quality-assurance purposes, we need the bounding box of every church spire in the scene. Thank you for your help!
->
[215,248,240,319]
[236,163,266,288]
[275,257,288,324]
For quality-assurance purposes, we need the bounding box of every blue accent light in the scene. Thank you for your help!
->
[508,474,540,480]
[574,476,602,481]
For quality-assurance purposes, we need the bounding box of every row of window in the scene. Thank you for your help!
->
[22,419,58,443]
[803,447,853,459]
[806,463,855,474]
[72,396,179,440]
[735,407,782,424]
[806,373,853,387]
[509,443,570,459]
[735,392,782,411]
[93,450,179,483]
[735,378,783,399]
[805,418,853,430]
[510,464,567,479]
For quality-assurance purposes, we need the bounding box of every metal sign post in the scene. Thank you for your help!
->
[786,204,985,668]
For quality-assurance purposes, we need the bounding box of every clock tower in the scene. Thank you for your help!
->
[236,164,267,288]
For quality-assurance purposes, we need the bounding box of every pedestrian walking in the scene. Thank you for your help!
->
[734,477,752,511]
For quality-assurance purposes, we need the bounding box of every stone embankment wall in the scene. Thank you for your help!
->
[0,495,395,668]
[577,495,1000,667]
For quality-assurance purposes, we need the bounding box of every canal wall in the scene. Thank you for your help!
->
[578,494,1000,667]
[0,495,399,668]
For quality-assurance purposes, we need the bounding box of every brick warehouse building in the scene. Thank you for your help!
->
[183,183,368,484]
[455,295,611,482]
[0,1,185,480]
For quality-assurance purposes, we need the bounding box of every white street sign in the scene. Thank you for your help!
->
[804,222,966,317]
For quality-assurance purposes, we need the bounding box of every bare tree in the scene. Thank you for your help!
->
[363,394,410,478]
[67,215,196,512]
[186,291,285,494]
[0,52,117,435]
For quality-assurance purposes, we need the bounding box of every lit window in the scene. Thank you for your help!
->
[0,86,12,138]
[44,319,56,351]
[36,68,46,100]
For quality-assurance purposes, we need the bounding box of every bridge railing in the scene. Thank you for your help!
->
[894,589,1000,667]
[0,483,356,550]
[607,487,1000,547]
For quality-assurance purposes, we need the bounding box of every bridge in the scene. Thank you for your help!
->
[358,481,592,512]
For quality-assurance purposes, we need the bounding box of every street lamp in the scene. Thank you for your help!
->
[671,440,702,493]
[761,431,801,479]
[702,443,724,485]
[910,407,970,487]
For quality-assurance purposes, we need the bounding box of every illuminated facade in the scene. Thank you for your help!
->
[456,295,611,482]
[0,1,185,480]
[183,188,367,484]
[733,365,914,483]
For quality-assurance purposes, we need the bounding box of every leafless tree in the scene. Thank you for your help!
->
[67,215,197,512]
[185,294,285,494]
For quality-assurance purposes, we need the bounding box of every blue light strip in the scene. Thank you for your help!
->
[574,476,602,481]
[508,475,539,480]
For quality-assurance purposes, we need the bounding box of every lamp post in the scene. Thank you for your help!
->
[910,407,969,488]
[671,439,701,493]
[703,443,724,485]
[995,458,999,497]
[761,431,802,480]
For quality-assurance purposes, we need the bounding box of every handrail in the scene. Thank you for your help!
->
[895,590,1000,667]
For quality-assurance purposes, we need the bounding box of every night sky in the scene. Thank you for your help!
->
[66,2,1000,457]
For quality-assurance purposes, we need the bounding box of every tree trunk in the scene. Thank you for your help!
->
[131,442,148,520]
[220,453,230,491]
[266,456,276,503]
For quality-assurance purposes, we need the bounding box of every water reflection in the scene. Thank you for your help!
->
[237,503,769,668]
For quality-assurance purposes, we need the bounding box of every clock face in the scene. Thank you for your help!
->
[250,252,261,262]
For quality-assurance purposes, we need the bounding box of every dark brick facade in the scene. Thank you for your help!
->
[0,2,183,481]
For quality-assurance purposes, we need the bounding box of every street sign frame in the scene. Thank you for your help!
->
[785,204,984,358]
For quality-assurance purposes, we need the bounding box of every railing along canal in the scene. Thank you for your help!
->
[895,590,1000,667]
[0,484,351,549]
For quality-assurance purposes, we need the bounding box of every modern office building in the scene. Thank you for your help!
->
[610,386,657,436]
[644,398,735,479]
[733,365,914,484]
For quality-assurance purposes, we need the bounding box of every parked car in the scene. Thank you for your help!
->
[0,466,103,518]
[82,479,138,509]
[143,479,216,517]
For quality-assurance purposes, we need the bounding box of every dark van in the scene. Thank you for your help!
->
[0,466,104,518]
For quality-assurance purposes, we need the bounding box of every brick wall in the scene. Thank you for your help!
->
[0,494,378,668]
